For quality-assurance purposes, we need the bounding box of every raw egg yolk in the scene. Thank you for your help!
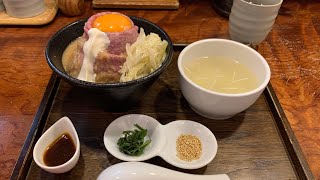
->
[92,14,132,33]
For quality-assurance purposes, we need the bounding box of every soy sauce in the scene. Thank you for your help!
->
[44,133,76,166]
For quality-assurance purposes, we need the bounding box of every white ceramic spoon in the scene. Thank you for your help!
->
[104,114,218,169]
[97,162,229,180]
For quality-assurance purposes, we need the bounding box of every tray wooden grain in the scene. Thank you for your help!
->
[92,0,179,9]
[11,48,313,179]
[0,0,58,25]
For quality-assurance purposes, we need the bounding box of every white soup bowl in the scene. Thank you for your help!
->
[178,39,271,120]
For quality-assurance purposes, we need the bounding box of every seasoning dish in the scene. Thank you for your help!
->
[33,117,80,173]
[178,38,271,119]
[104,114,218,169]
[45,15,173,105]
[97,162,230,180]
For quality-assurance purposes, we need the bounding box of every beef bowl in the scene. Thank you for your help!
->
[45,14,173,107]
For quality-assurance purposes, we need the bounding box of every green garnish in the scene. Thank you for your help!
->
[117,124,151,156]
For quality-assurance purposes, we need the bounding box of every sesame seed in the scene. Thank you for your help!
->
[176,134,202,161]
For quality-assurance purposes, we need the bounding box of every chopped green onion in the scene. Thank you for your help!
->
[117,124,151,156]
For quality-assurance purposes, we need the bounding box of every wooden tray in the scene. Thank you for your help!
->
[93,0,179,9]
[0,0,58,25]
[11,46,313,179]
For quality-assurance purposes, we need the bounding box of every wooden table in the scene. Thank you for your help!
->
[0,0,319,179]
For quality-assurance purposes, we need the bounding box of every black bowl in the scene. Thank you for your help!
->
[45,17,173,106]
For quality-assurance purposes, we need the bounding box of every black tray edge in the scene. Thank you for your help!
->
[10,74,61,180]
[264,84,314,180]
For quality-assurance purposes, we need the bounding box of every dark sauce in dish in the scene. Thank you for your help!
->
[44,133,76,166]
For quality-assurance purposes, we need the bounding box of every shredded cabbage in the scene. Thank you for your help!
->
[119,28,168,82]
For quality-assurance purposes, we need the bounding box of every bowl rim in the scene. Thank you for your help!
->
[45,16,173,88]
[239,0,283,8]
[178,38,271,97]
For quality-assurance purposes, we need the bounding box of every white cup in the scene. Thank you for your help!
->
[3,0,46,18]
[229,0,283,45]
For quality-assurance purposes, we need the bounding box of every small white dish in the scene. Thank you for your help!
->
[104,114,218,169]
[97,162,230,180]
[33,117,80,173]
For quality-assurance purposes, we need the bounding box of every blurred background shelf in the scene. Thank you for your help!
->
[93,0,179,9]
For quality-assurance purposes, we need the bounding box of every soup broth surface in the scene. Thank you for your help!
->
[183,56,259,94]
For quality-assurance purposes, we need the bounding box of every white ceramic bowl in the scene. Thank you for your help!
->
[178,39,271,120]
[33,117,80,173]
[104,114,218,169]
